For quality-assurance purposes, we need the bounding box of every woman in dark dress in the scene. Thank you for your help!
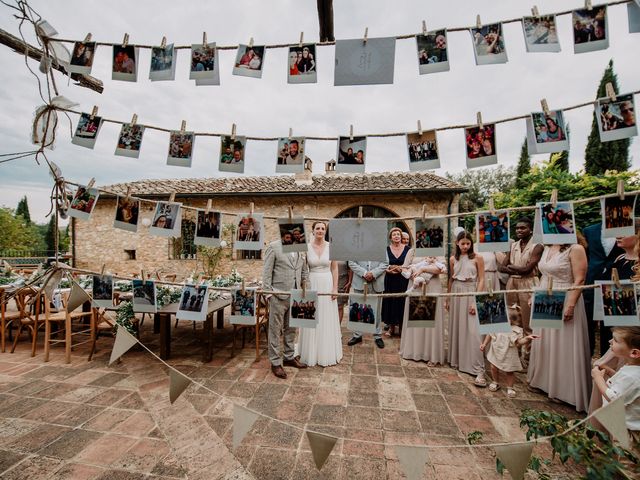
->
[381,227,414,337]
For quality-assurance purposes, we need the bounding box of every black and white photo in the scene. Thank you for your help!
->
[92,274,113,308]
[132,279,157,313]
[149,202,181,238]
[176,284,209,321]
[195,210,221,247]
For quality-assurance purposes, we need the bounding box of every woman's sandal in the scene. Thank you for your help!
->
[488,382,500,392]
[506,388,517,398]
[474,375,487,387]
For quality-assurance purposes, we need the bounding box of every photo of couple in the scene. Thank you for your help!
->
[114,196,139,232]
[337,136,366,173]
[167,131,194,167]
[532,111,566,143]
[112,45,137,77]
[219,136,246,173]
[596,94,637,142]
[233,45,265,78]
[69,186,99,220]
[573,7,607,45]
[278,219,306,253]
[539,202,577,245]
[69,41,96,74]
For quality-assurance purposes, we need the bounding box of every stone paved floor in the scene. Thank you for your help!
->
[0,313,586,479]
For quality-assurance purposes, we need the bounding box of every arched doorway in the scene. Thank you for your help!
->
[333,205,412,245]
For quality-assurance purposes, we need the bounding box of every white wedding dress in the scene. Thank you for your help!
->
[298,242,343,367]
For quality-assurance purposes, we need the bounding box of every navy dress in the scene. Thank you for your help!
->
[381,245,410,327]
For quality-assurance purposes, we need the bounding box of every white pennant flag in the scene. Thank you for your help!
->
[169,369,192,404]
[307,431,338,471]
[396,445,428,480]
[494,442,534,480]
[42,269,63,301]
[233,404,259,450]
[594,396,630,449]
[66,279,92,312]
[109,325,138,365]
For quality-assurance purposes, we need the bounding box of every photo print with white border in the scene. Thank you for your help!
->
[476,210,510,253]
[530,289,566,329]
[465,124,497,168]
[276,137,306,173]
[132,279,157,314]
[190,43,219,84]
[288,44,317,84]
[176,284,209,322]
[167,131,195,167]
[416,29,449,74]
[113,195,140,233]
[629,2,640,33]
[596,93,638,142]
[347,293,380,334]
[475,293,511,335]
[407,130,440,171]
[526,110,569,155]
[235,213,263,251]
[328,218,388,262]
[336,136,366,173]
[289,289,318,328]
[92,274,114,308]
[219,135,247,173]
[572,6,609,53]
[194,210,221,247]
[68,41,96,74]
[149,202,182,238]
[406,294,437,328]
[71,113,102,149]
[230,288,256,325]
[522,15,560,52]
[278,217,307,253]
[233,44,265,78]
[601,282,639,326]
[470,23,508,65]
[601,195,636,238]
[538,202,577,244]
[115,123,145,158]
[112,45,138,82]
[414,219,445,257]
[68,185,99,221]
[334,37,396,86]
[149,44,176,81]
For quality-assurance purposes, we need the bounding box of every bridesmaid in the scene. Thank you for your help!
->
[381,227,414,337]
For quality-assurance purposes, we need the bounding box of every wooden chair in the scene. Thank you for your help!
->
[42,292,95,363]
[8,287,43,356]
[231,292,269,362]
[89,307,117,361]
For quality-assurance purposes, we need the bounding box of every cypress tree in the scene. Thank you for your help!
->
[44,215,57,254]
[15,196,31,225]
[516,138,530,188]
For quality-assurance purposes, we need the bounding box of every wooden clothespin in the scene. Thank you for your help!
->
[422,20,427,36]
[476,15,482,30]
[547,277,553,296]
[611,268,622,289]
[550,189,558,208]
[248,37,254,48]
[87,177,96,189]
[417,120,423,136]
[241,279,246,295]
[288,206,293,221]
[349,125,354,141]
[531,6,540,17]
[299,31,304,47]
[421,204,427,222]
[357,206,363,225]
[617,179,625,200]
[84,33,92,42]
[363,283,368,302]
[363,27,368,44]
[131,113,138,126]
[169,192,176,203]
[288,128,293,140]
[541,99,550,116]
[122,33,129,47]
[205,199,212,214]
[202,31,207,46]
[605,82,617,102]
[488,198,496,216]
[180,120,186,133]
[477,112,483,131]
[160,36,167,49]
[90,105,98,120]
[125,186,132,200]
[249,202,254,215]
[231,123,237,141]
[585,0,592,11]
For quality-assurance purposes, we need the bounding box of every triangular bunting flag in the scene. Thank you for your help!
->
[66,279,92,312]
[494,442,534,480]
[307,431,338,471]
[594,396,630,449]
[42,269,63,301]
[233,404,259,450]
[169,369,192,404]
[109,325,138,365]
[396,445,428,480]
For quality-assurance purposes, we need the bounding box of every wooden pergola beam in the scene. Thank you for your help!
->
[317,0,335,42]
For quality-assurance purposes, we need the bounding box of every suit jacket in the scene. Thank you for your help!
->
[348,260,388,293]
[582,223,624,284]
[263,240,309,300]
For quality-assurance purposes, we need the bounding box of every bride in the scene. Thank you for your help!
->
[298,221,343,366]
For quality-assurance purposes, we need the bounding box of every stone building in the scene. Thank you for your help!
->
[71,167,465,280]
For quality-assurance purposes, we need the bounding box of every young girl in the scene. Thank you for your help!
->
[446,230,487,386]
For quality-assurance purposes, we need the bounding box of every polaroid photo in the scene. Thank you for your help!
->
[334,37,396,86]
[476,211,510,253]
[538,202,578,245]
[276,137,306,173]
[235,213,263,251]
[414,219,445,257]
[288,44,317,84]
[629,2,640,33]
[530,290,566,329]
[328,218,388,261]
[230,288,256,325]
[190,43,219,83]
[596,93,638,142]
[336,136,366,173]
[475,293,511,335]
[416,29,449,74]
[289,289,318,328]
[601,195,636,238]
[167,131,195,167]
[68,185,99,221]
[115,123,145,158]
[278,217,307,253]
[347,293,380,334]
[406,130,440,171]
[406,294,438,328]
[68,41,96,74]
[112,45,138,82]
[149,44,176,81]
[522,15,561,52]
[526,110,570,154]
[71,113,102,149]
[149,202,182,238]
[470,23,508,65]
[113,195,139,233]
[92,274,114,308]
[465,124,497,168]
[233,44,265,78]
[219,135,247,173]
[601,281,639,326]
[573,6,609,53]
[194,210,221,247]
[176,284,209,321]
[132,279,157,314]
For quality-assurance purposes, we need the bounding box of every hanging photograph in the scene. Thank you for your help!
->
[115,123,145,158]
[629,2,640,33]
[289,289,318,328]
[414,219,445,257]
[334,37,396,86]
[476,210,510,253]
[176,284,209,321]
[601,195,636,238]
[230,288,256,325]
[167,131,195,167]
[406,130,440,171]
[194,210,221,247]
[572,6,609,53]
[132,279,157,313]
[406,294,438,328]
[149,43,176,81]
[235,213,263,251]
[595,93,638,142]
[526,110,569,154]
[470,23,507,65]
[416,29,449,74]
[465,124,497,168]
[149,202,181,238]
[347,293,379,334]
[92,274,114,308]
[113,195,139,232]
[522,15,560,52]
[233,44,265,78]
[288,44,317,84]
[538,202,577,244]
[276,137,306,173]
[112,45,138,82]
[328,218,388,261]
[71,113,102,149]
[532,206,544,245]
[277,217,307,253]
[530,289,566,329]
[219,135,247,173]
[68,185,99,220]
[475,293,511,335]
[336,136,366,173]
[68,41,96,74]
[190,42,219,84]
[601,282,639,326]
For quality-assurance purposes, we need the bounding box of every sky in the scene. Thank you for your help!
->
[0,0,638,223]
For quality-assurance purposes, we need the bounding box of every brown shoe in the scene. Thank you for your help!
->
[271,365,287,379]
[283,357,308,369]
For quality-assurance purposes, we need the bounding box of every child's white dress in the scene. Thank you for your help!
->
[486,325,524,372]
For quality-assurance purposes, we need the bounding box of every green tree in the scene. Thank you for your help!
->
[549,124,570,172]
[584,60,630,175]
[0,207,41,251]
[15,196,31,225]
[516,138,531,188]
[446,165,516,213]
[44,215,58,254]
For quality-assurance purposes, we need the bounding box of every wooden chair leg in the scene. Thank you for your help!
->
[64,315,72,364]
[1,315,5,353]
[10,323,23,354]
[44,320,51,362]
[88,310,96,361]
[255,323,260,362]
[30,320,38,357]
[231,325,236,357]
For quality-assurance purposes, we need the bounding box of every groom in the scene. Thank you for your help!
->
[263,239,309,378]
